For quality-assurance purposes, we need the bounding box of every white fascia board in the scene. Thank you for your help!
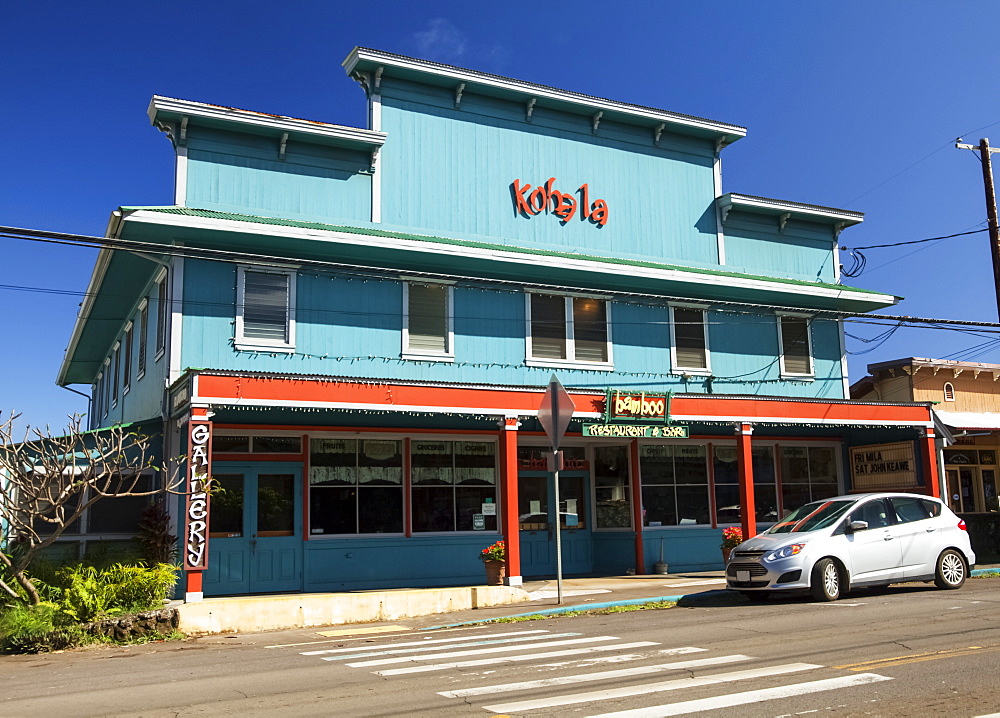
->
[122,210,897,309]
[720,194,864,226]
[670,413,933,428]
[147,96,387,149]
[57,212,123,386]
[343,48,746,144]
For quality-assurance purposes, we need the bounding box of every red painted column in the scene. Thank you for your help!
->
[736,422,757,540]
[184,406,212,602]
[920,428,942,499]
[499,418,522,585]
[629,439,645,574]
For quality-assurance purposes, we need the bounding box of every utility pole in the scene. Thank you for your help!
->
[956,138,1000,320]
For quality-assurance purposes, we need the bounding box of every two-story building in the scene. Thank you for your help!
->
[56,48,943,601]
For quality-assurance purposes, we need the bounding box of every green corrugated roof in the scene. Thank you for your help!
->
[121,206,894,298]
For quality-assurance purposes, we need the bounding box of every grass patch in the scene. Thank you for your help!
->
[489,600,676,623]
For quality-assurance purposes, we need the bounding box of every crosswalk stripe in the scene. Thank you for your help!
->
[439,654,755,698]
[531,647,705,670]
[343,636,623,667]
[482,662,821,713]
[585,672,893,718]
[373,641,661,676]
[300,629,551,655]
[308,631,581,659]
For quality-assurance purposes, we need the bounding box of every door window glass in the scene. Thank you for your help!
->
[210,474,244,537]
[594,445,630,529]
[518,475,548,529]
[257,474,294,536]
[889,496,930,524]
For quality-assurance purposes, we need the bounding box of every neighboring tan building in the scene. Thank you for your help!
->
[852,358,1000,514]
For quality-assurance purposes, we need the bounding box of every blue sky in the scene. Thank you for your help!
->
[3,1,1000,430]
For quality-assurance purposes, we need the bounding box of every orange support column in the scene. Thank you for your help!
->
[499,418,522,586]
[736,423,757,541]
[630,439,645,574]
[920,428,942,498]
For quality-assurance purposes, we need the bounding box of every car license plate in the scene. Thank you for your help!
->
[737,570,751,582]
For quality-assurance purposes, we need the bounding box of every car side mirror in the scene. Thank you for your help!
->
[847,520,869,533]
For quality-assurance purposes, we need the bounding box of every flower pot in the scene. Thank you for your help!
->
[721,547,733,564]
[484,560,506,586]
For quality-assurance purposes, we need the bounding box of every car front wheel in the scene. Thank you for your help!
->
[810,558,842,602]
[934,549,967,589]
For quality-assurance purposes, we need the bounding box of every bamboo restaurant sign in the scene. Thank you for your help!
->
[582,390,688,438]
[184,421,212,571]
[512,178,609,225]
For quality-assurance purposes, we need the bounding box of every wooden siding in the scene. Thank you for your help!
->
[723,212,837,283]
[911,371,1000,411]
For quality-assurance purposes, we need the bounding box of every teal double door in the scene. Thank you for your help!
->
[203,463,303,596]
[518,469,593,577]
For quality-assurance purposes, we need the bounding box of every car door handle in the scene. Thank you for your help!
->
[925,527,937,532]
[883,535,895,541]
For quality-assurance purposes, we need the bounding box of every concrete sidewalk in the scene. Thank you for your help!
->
[176,566,1000,635]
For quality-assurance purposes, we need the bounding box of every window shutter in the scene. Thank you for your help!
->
[243,271,290,342]
[780,317,812,374]
[674,308,707,369]
[531,294,567,359]
[573,297,608,362]
[407,284,448,353]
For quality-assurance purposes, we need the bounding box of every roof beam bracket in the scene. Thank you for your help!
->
[779,212,791,232]
[455,82,466,108]
[834,221,848,238]
[592,111,603,134]
[654,122,665,144]
[177,116,188,147]
[278,132,288,161]
[526,97,536,122]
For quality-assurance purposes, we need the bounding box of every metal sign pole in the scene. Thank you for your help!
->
[551,452,563,605]
[536,375,574,607]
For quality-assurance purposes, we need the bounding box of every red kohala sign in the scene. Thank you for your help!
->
[512,178,609,226]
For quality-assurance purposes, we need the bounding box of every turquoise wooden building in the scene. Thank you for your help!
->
[56,48,943,600]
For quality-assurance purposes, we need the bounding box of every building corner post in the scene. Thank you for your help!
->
[736,422,757,540]
[920,427,942,499]
[499,417,522,586]
[629,439,645,574]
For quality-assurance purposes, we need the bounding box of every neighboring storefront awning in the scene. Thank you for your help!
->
[935,410,1000,432]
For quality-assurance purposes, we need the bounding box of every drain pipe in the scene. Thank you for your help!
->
[60,385,92,424]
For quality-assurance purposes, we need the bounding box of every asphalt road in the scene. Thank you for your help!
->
[6,577,1000,717]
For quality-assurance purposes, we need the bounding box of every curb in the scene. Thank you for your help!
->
[972,567,1000,577]
[423,592,706,630]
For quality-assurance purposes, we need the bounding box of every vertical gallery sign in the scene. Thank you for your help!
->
[184,421,212,571]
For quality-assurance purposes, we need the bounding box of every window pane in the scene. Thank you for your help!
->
[780,317,812,374]
[253,436,301,453]
[214,435,250,453]
[257,474,295,534]
[88,476,151,533]
[138,305,148,375]
[518,475,548,528]
[675,445,707,484]
[310,438,357,485]
[454,442,496,485]
[715,483,741,523]
[412,486,455,531]
[412,441,454,485]
[754,485,778,522]
[809,447,837,481]
[573,297,608,362]
[210,474,244,537]
[309,486,356,534]
[359,440,402,485]
[642,485,676,526]
[408,283,448,353]
[781,484,812,514]
[674,308,707,369]
[676,485,711,524]
[359,487,403,533]
[156,278,167,353]
[457,487,498,531]
[243,271,290,342]
[639,444,674,485]
[123,328,132,389]
[595,445,630,528]
[713,446,739,485]
[890,497,930,523]
[531,294,567,359]
[752,446,775,484]
[559,475,586,529]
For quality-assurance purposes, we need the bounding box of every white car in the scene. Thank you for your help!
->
[726,492,975,601]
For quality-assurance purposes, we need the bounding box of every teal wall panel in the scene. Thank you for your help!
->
[378,85,720,267]
[723,214,837,283]
[642,528,727,572]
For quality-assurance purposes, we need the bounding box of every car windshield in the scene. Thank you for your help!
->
[766,500,855,534]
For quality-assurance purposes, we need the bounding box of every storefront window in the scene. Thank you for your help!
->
[642,444,710,526]
[309,438,403,534]
[594,445,630,528]
[713,446,778,524]
[780,446,839,514]
[412,441,497,532]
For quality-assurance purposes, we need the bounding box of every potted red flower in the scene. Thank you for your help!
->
[720,526,743,564]
[479,540,506,585]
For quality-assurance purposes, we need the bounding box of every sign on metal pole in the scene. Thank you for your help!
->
[537,375,575,450]
[536,375,575,604]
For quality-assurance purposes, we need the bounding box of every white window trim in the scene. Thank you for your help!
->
[136,299,148,381]
[122,321,133,396]
[401,281,455,362]
[235,266,297,353]
[110,343,121,408]
[524,293,614,370]
[944,382,956,402]
[669,304,712,375]
[777,313,815,379]
[102,359,111,417]
[153,267,168,362]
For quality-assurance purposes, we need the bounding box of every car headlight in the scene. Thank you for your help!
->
[764,544,806,562]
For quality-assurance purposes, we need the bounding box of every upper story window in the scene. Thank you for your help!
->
[235,267,296,352]
[102,359,111,416]
[155,272,168,357]
[944,382,956,402]
[403,281,453,361]
[670,306,709,373]
[111,343,121,407]
[122,323,133,395]
[778,315,813,377]
[137,301,148,379]
[527,293,611,367]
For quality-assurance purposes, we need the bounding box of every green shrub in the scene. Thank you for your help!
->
[56,562,178,622]
[0,602,79,653]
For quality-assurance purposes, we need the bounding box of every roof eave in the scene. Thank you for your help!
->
[719,193,864,227]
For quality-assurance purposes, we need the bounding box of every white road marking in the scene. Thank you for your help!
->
[529,589,613,600]
[663,580,727,587]
[374,641,661,675]
[308,631,579,659]
[301,629,551,655]
[483,662,822,713]
[818,602,864,607]
[538,647,705,669]
[344,636,621,667]
[585,673,893,718]
[439,654,754,698]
